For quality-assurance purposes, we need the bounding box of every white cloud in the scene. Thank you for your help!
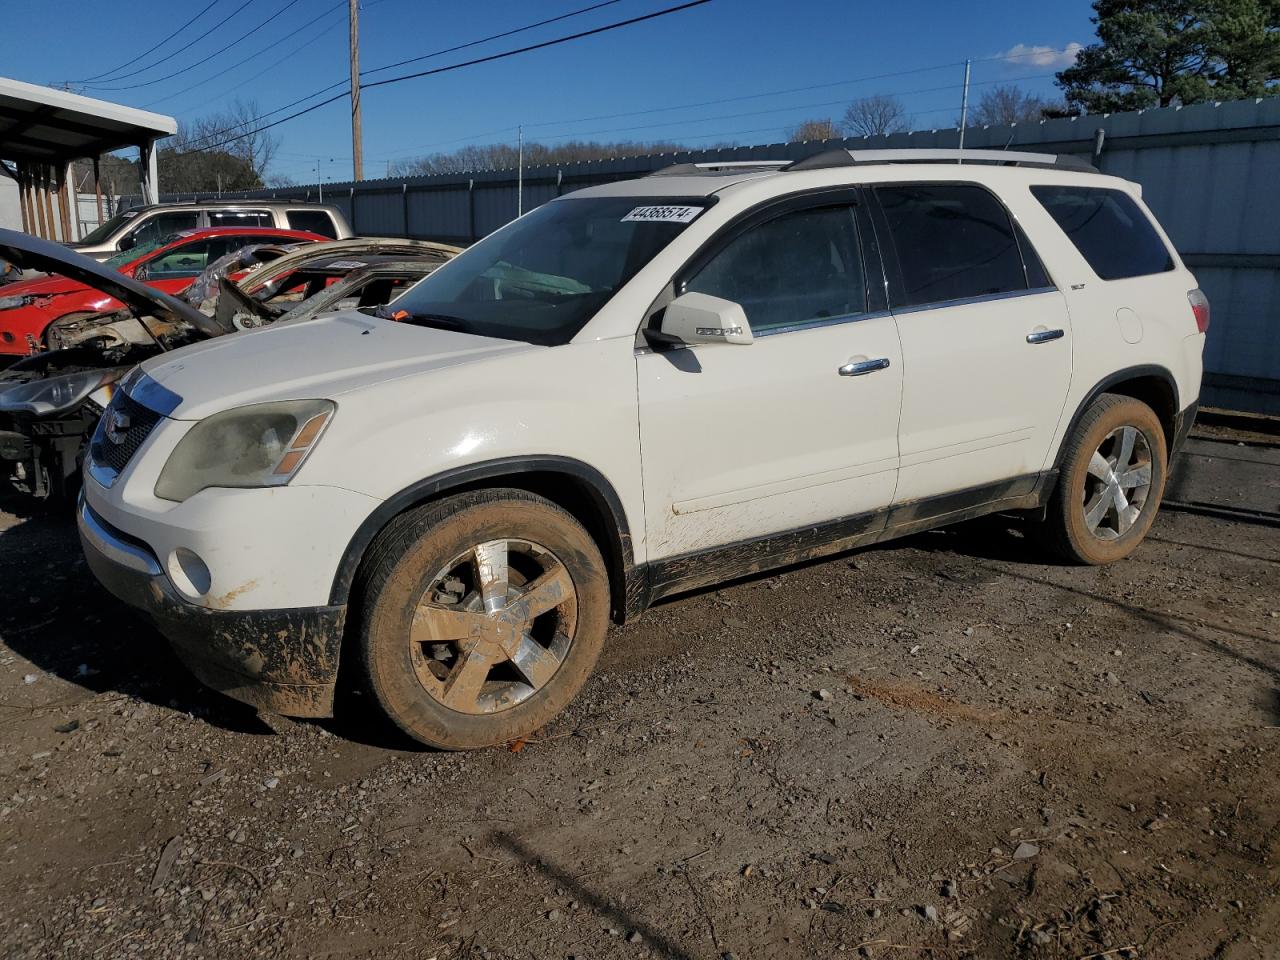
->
[997,42,1084,70]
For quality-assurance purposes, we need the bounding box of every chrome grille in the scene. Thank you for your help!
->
[90,390,162,476]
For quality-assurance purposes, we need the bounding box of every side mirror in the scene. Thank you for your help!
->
[118,235,137,251]
[654,292,753,347]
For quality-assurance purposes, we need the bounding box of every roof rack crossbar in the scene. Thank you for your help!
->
[784,148,1098,174]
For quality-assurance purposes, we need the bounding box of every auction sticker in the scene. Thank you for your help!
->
[621,205,703,224]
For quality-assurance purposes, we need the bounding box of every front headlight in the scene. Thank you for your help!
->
[0,367,125,416]
[0,294,33,311]
[154,399,335,503]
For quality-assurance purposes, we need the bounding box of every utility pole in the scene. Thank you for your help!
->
[349,0,364,181]
[957,58,971,162]
[517,125,524,217]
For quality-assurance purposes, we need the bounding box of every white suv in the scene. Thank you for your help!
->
[78,149,1207,749]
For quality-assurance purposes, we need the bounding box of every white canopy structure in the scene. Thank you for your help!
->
[0,76,176,240]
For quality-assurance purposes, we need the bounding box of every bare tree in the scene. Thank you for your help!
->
[969,85,1059,126]
[188,99,280,181]
[154,99,282,191]
[842,95,910,137]
[786,118,841,141]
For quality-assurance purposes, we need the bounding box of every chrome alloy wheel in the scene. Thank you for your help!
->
[1081,425,1153,541]
[409,539,576,715]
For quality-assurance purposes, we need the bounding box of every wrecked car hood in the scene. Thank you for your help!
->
[0,227,207,328]
[137,311,535,420]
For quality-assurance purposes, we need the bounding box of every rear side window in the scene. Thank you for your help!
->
[286,210,338,238]
[208,209,273,228]
[684,204,866,334]
[875,184,1030,307]
[1031,186,1174,280]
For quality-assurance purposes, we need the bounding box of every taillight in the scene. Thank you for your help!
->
[1188,288,1210,333]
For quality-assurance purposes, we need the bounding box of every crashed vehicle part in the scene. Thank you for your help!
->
[0,349,131,499]
[181,243,300,312]
[276,261,447,323]
[0,228,210,500]
[212,238,461,332]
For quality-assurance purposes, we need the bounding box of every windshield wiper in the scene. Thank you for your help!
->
[374,304,469,331]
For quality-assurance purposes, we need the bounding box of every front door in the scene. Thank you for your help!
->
[872,183,1073,504]
[637,198,903,561]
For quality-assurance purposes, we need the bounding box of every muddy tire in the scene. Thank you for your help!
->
[357,489,609,750]
[1037,393,1168,565]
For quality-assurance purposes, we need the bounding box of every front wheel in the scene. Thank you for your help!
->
[1036,393,1168,564]
[357,489,609,750]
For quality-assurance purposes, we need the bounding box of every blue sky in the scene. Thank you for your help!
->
[1,0,1096,184]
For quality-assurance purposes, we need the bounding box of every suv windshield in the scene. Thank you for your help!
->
[78,208,140,245]
[382,197,706,345]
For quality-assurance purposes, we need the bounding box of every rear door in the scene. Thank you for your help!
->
[637,192,903,560]
[872,182,1072,504]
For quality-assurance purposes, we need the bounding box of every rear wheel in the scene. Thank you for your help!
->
[1037,393,1168,564]
[357,489,609,750]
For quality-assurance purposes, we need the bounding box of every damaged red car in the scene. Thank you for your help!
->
[0,226,326,356]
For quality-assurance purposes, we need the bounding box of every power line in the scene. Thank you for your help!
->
[530,74,1052,142]
[360,0,716,95]
[74,0,223,82]
[362,0,626,79]
[374,62,966,161]
[173,0,718,157]
[77,0,256,86]
[368,61,1061,162]
[150,0,612,153]
[88,0,308,91]
[141,1,347,108]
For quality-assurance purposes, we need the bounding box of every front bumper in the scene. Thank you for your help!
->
[78,497,346,717]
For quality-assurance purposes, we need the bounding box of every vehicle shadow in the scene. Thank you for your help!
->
[0,497,271,735]
[490,830,698,959]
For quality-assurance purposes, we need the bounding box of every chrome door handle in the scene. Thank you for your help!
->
[1026,328,1065,344]
[838,357,891,376]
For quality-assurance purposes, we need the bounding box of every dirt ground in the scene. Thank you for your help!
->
[0,434,1277,960]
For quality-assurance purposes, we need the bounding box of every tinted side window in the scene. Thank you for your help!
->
[126,211,199,247]
[1031,186,1174,280]
[286,210,338,238]
[146,238,219,279]
[876,184,1028,306]
[208,209,273,228]
[684,205,866,334]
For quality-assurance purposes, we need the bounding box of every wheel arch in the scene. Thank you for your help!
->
[329,456,638,624]
[1053,364,1180,470]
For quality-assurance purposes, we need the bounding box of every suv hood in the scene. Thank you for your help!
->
[0,227,206,327]
[137,311,535,420]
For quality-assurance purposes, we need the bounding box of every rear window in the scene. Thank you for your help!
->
[875,184,1031,307]
[209,209,273,228]
[1031,186,1174,280]
[286,210,338,238]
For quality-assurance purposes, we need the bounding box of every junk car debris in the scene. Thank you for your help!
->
[0,230,459,500]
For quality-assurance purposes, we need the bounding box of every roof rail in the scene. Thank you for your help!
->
[647,160,791,177]
[784,148,1099,174]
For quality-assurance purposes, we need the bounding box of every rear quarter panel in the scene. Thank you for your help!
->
[1011,180,1204,468]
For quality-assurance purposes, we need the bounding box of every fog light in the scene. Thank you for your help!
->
[167,548,212,599]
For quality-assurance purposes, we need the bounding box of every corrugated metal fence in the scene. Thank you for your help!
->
[141,97,1280,414]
